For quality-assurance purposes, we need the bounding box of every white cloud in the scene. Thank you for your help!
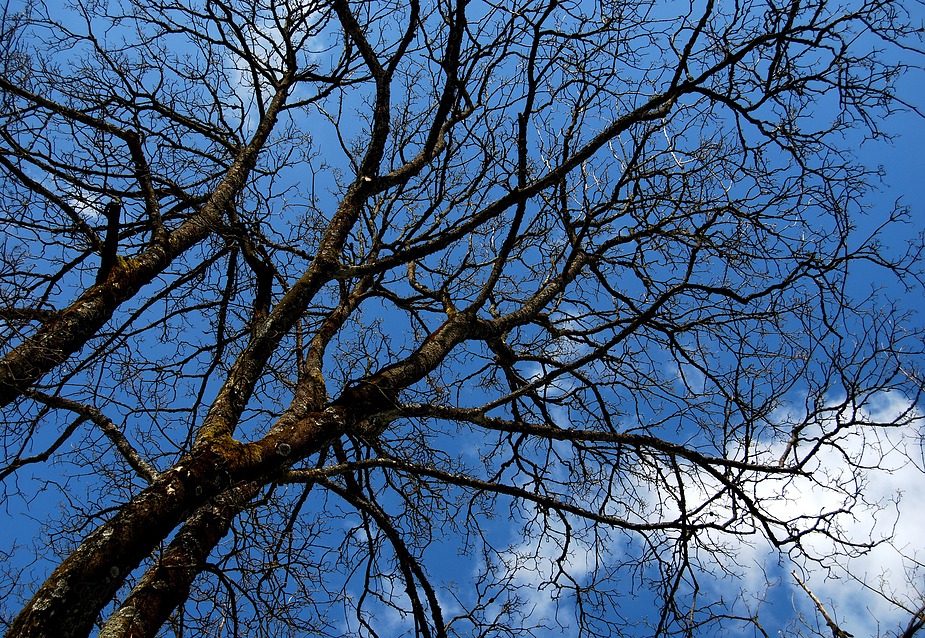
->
[453,391,922,636]
[576,390,920,634]
[65,185,101,221]
[675,390,925,635]
[222,8,329,133]
[773,391,925,635]
[489,517,597,634]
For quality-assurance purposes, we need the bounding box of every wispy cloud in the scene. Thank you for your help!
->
[485,391,923,635]
[486,514,597,635]
[770,391,925,635]
[672,390,924,634]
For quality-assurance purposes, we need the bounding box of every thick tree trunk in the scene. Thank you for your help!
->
[97,482,261,638]
[6,446,228,638]
[6,405,343,638]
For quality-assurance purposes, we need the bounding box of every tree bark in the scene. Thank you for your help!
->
[7,447,230,638]
[97,483,261,638]
[7,401,345,638]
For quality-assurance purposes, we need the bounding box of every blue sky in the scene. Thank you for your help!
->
[1,1,925,636]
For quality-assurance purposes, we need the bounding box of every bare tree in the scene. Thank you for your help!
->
[0,0,923,636]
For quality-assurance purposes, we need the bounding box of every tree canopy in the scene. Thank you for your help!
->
[1,0,923,636]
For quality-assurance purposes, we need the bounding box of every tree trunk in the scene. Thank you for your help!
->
[6,447,228,638]
[97,482,261,638]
